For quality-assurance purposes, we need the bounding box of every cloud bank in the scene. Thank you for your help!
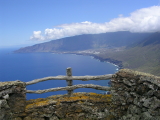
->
[30,6,160,41]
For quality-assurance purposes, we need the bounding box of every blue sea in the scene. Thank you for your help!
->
[0,48,118,99]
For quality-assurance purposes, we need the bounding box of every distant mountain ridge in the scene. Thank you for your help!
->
[15,31,152,53]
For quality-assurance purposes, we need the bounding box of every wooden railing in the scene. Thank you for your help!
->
[26,67,113,97]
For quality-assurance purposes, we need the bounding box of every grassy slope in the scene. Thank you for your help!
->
[97,32,160,76]
[97,44,160,76]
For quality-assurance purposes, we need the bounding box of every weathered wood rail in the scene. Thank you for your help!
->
[26,67,113,96]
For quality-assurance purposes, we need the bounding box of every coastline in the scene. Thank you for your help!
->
[90,55,123,70]
[51,51,123,70]
[14,48,123,70]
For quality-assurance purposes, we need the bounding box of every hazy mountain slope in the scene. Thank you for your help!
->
[15,31,151,53]
[98,32,160,76]
[14,31,160,76]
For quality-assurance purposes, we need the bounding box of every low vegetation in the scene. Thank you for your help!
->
[26,92,112,110]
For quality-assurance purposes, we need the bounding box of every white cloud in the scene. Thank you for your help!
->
[30,6,160,41]
[30,31,44,41]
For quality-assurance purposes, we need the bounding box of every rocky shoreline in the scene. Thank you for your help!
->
[51,51,123,70]
[91,55,123,69]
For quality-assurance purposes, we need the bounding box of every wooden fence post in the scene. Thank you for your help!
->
[66,67,73,97]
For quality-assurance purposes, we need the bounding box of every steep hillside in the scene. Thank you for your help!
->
[15,31,151,53]
[14,31,160,76]
[97,32,160,76]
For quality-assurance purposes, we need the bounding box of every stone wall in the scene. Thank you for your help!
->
[0,80,113,120]
[0,69,160,120]
[111,69,160,120]
[0,81,26,120]
[15,93,113,120]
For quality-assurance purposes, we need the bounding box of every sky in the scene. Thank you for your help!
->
[0,0,160,48]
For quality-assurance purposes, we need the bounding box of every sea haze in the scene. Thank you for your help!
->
[0,48,117,99]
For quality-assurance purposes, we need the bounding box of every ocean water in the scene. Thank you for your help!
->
[0,48,117,99]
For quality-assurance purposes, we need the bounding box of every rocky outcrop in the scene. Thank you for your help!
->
[111,69,160,120]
